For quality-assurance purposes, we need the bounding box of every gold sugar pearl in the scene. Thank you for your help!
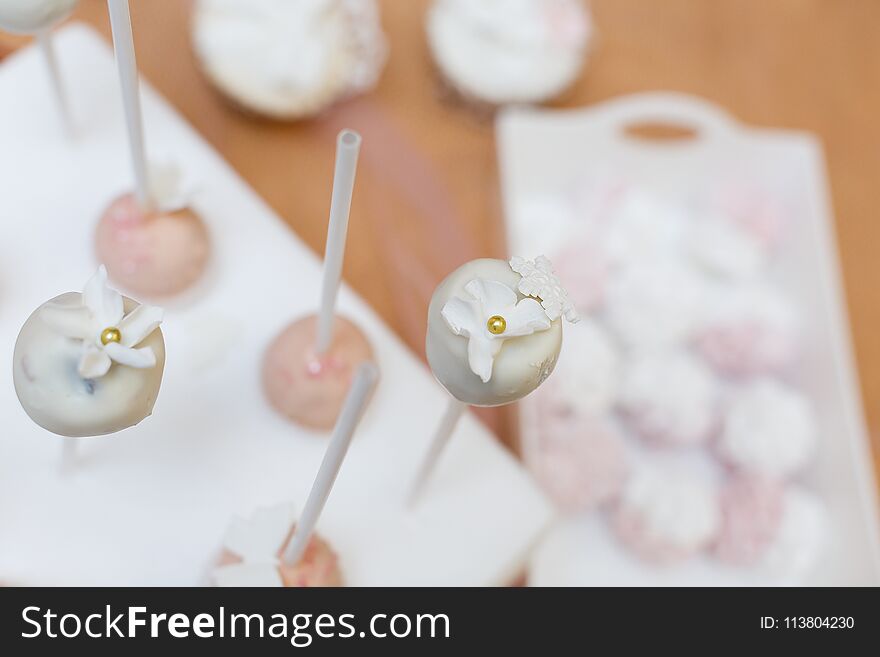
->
[487,315,507,335]
[100,327,122,345]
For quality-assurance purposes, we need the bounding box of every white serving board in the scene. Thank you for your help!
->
[0,24,553,586]
[498,93,880,585]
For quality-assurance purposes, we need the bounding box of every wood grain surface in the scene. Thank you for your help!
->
[2,1,878,475]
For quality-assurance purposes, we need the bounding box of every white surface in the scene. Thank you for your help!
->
[0,25,554,586]
[500,92,880,585]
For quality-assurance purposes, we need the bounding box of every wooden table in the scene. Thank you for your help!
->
[2,0,878,473]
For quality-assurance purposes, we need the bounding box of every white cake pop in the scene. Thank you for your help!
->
[695,284,799,378]
[757,487,827,580]
[192,0,387,120]
[613,466,721,563]
[717,379,817,479]
[618,350,721,447]
[13,266,165,437]
[713,475,785,566]
[426,256,577,407]
[0,0,76,33]
[426,0,591,107]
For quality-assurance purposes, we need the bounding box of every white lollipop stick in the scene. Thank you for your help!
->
[407,397,466,506]
[36,30,72,136]
[106,0,151,209]
[59,439,77,473]
[315,129,362,354]
[283,362,378,565]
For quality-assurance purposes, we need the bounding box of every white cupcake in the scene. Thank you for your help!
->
[192,0,387,120]
[717,379,817,479]
[426,0,592,107]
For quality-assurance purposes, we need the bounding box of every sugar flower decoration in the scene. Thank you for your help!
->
[40,266,163,380]
[213,504,297,587]
[509,255,579,323]
[442,279,551,383]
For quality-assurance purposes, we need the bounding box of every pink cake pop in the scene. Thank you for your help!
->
[713,475,785,566]
[613,466,721,564]
[526,408,628,512]
[97,0,210,298]
[618,350,721,447]
[695,284,798,378]
[262,130,374,431]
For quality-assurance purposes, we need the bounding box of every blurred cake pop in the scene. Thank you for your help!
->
[263,130,373,430]
[412,255,578,502]
[695,284,799,378]
[0,0,76,32]
[757,487,827,580]
[525,413,629,512]
[713,475,785,566]
[192,0,387,120]
[95,165,210,298]
[213,504,342,587]
[537,318,619,416]
[426,0,591,108]
[687,214,767,280]
[98,0,210,298]
[550,239,608,313]
[603,259,707,349]
[13,266,165,437]
[618,350,721,447]
[717,379,817,479]
[214,364,377,587]
[613,466,721,564]
[601,192,688,269]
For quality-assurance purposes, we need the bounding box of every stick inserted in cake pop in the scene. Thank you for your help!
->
[410,256,579,505]
[262,130,376,431]
[284,362,378,564]
[316,130,361,354]
[36,30,71,135]
[106,0,149,207]
[212,363,378,587]
[0,1,78,134]
[96,0,211,298]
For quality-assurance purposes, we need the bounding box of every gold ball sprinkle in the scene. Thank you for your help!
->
[487,315,507,335]
[100,327,122,345]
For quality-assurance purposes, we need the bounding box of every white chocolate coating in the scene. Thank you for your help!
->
[13,293,165,437]
[426,0,591,106]
[0,0,76,34]
[426,258,562,407]
[192,0,387,120]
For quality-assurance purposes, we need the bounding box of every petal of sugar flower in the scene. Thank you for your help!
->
[78,345,112,379]
[83,266,124,328]
[223,504,298,562]
[213,562,284,588]
[467,332,503,383]
[118,304,164,347]
[39,304,93,340]
[503,297,552,337]
[464,278,518,317]
[104,342,157,369]
[441,296,480,337]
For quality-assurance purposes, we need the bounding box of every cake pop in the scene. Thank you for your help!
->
[263,129,374,430]
[713,475,785,566]
[192,0,387,121]
[618,350,721,447]
[213,363,378,587]
[612,466,721,564]
[717,379,817,479]
[411,255,578,502]
[95,0,210,298]
[426,0,591,108]
[13,266,165,437]
[0,0,77,133]
[694,284,799,378]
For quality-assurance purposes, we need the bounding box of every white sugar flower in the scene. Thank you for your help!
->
[509,255,579,323]
[213,504,297,587]
[40,266,163,380]
[442,278,551,383]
